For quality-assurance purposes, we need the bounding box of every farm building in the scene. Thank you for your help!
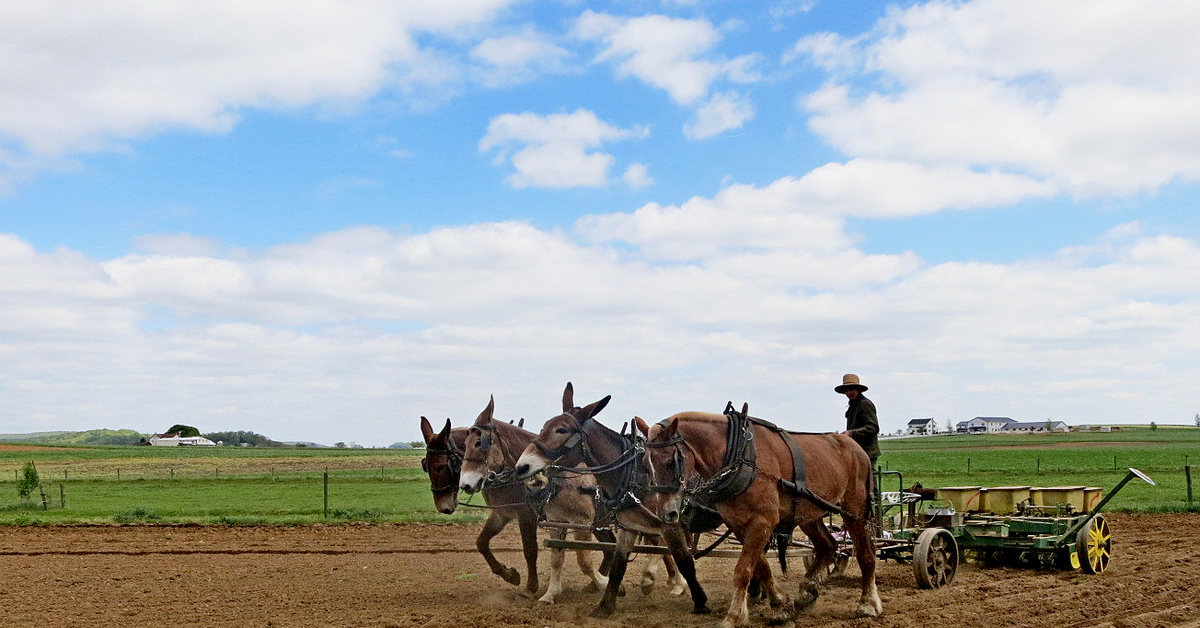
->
[1004,420,1070,433]
[905,418,936,435]
[957,417,1017,434]
[149,433,217,446]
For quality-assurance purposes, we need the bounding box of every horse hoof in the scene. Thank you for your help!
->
[692,605,712,615]
[617,584,627,597]
[582,581,601,593]
[794,583,819,611]
[538,594,555,604]
[856,600,883,618]
[500,568,521,586]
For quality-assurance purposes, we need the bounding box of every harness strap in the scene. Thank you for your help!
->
[729,402,843,515]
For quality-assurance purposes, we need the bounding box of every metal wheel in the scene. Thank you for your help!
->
[913,528,958,589]
[1076,514,1112,574]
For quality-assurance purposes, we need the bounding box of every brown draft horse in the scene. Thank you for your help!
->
[634,411,881,628]
[456,396,611,603]
[514,383,710,618]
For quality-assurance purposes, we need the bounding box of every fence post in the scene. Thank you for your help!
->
[60,483,66,509]
[323,469,330,519]
[39,485,48,510]
[1037,457,1041,473]
[967,457,971,474]
[117,468,120,481]
[1187,465,1194,507]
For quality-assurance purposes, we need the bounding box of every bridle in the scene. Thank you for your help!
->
[421,439,463,494]
[644,430,687,494]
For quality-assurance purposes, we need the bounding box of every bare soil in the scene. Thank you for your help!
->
[2,513,1196,628]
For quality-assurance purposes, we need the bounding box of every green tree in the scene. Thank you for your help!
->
[1150,421,1158,431]
[17,461,39,500]
[167,424,201,437]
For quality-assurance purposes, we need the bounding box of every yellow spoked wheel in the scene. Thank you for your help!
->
[1076,514,1112,574]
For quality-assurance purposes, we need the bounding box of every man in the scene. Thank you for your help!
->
[836,373,879,467]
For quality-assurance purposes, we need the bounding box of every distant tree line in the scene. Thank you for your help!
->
[202,430,285,447]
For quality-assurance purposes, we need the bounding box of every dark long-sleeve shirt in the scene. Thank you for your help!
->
[845,395,880,461]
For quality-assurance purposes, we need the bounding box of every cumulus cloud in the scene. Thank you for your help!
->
[573,10,760,138]
[4,209,1200,445]
[790,0,1200,196]
[683,91,755,139]
[623,163,654,189]
[469,29,574,88]
[479,109,648,188]
[0,0,517,187]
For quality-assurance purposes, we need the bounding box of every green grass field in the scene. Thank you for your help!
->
[2,426,1197,524]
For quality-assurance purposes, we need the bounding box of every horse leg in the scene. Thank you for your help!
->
[662,525,710,615]
[661,551,686,596]
[574,525,609,593]
[793,519,835,613]
[592,528,636,617]
[755,555,793,624]
[593,527,616,576]
[538,526,567,603]
[476,510,521,586]
[637,536,660,595]
[517,511,541,597]
[723,521,772,628]
[845,513,882,618]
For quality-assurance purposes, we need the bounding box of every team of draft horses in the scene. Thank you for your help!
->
[419,382,882,628]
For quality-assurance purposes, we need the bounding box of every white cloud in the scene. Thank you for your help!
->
[469,29,574,88]
[623,163,654,190]
[0,0,517,186]
[791,0,1200,197]
[574,11,760,112]
[479,109,647,189]
[683,91,756,139]
[4,210,1200,445]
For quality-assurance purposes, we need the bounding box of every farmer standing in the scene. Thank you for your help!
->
[836,373,879,468]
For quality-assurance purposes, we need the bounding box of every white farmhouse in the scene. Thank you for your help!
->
[905,418,936,436]
[149,433,217,446]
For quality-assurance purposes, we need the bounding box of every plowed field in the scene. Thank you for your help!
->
[2,513,1196,628]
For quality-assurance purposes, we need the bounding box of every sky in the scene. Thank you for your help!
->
[2,0,1200,447]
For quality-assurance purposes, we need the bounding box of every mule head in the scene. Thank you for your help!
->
[419,416,461,514]
[515,383,610,484]
[636,416,688,525]
[459,396,502,494]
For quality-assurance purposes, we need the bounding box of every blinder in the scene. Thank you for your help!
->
[644,433,685,493]
[422,440,463,493]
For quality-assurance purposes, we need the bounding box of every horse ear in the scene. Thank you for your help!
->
[664,417,679,440]
[476,395,495,426]
[438,418,453,441]
[518,418,525,428]
[579,395,611,421]
[632,416,650,437]
[420,416,436,445]
[562,382,575,412]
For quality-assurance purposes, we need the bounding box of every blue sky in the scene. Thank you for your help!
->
[3,0,1199,446]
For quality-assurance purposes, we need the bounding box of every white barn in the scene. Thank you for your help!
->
[149,433,217,446]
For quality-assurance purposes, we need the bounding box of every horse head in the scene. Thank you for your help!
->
[459,396,505,493]
[634,416,690,525]
[514,382,611,485]
[419,416,462,514]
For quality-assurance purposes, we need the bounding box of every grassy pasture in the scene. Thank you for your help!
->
[876,427,1200,511]
[2,426,1197,524]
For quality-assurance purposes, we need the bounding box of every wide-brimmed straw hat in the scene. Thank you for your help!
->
[834,373,868,394]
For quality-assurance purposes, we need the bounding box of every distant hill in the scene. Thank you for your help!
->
[0,429,146,446]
